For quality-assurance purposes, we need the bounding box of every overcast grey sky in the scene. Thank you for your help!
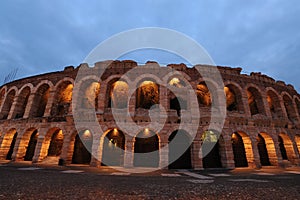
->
[0,0,299,91]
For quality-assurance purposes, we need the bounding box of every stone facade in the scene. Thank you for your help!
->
[0,60,300,169]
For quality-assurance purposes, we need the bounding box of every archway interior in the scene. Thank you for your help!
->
[1,129,18,160]
[134,129,159,167]
[108,81,128,109]
[257,134,271,166]
[224,86,238,111]
[13,87,30,119]
[231,132,248,167]
[72,130,93,164]
[247,87,264,116]
[196,82,211,107]
[24,130,38,161]
[267,91,283,119]
[47,129,64,156]
[51,82,73,116]
[283,95,297,123]
[30,84,50,117]
[169,95,187,117]
[102,129,125,166]
[136,81,159,109]
[296,135,300,155]
[0,90,15,119]
[168,130,192,169]
[202,130,222,168]
[80,81,100,110]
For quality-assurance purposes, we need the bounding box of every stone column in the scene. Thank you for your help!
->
[159,141,169,169]
[7,95,19,119]
[124,137,134,168]
[32,136,46,163]
[44,90,56,117]
[23,93,36,118]
[192,140,203,170]
[261,92,272,118]
[249,134,262,169]
[90,134,102,167]
[221,134,235,169]
[59,131,73,165]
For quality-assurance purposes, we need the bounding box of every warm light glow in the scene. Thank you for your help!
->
[83,130,91,139]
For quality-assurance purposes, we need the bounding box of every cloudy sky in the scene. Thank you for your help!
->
[1,0,299,91]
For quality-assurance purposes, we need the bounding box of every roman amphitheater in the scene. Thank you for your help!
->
[0,60,300,170]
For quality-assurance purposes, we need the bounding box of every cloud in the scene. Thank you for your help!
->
[0,0,299,91]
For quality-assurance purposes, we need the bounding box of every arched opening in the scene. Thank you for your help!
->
[279,133,297,162]
[0,90,16,119]
[224,86,239,111]
[168,77,186,88]
[47,129,64,156]
[0,89,5,109]
[51,82,73,117]
[134,129,159,167]
[136,81,159,109]
[257,133,276,166]
[24,130,38,161]
[30,84,50,117]
[295,135,300,155]
[295,99,300,120]
[231,132,248,167]
[283,95,297,123]
[12,87,31,119]
[108,81,128,109]
[0,129,18,160]
[278,136,288,160]
[196,82,211,107]
[247,87,265,116]
[267,90,283,119]
[80,81,100,110]
[72,130,93,164]
[102,129,125,166]
[170,96,187,116]
[168,130,192,169]
[202,130,222,168]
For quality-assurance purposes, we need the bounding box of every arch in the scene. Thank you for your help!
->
[282,93,298,123]
[246,86,265,116]
[134,129,159,167]
[294,97,300,120]
[0,129,18,160]
[225,83,244,112]
[51,81,73,117]
[29,83,50,117]
[201,130,223,168]
[12,86,31,119]
[257,133,277,166]
[168,77,187,88]
[169,96,187,116]
[295,135,300,155]
[72,130,93,164]
[196,82,212,107]
[266,89,284,119]
[78,80,100,110]
[107,80,129,109]
[279,133,296,162]
[0,88,6,109]
[0,89,16,119]
[168,129,192,169]
[231,132,248,167]
[135,80,159,109]
[101,129,125,166]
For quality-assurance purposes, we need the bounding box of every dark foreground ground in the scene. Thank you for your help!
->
[0,162,299,200]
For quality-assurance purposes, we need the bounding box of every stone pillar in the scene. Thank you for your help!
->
[192,140,203,170]
[7,95,18,119]
[32,136,46,163]
[59,131,73,165]
[159,141,169,169]
[23,93,36,118]
[249,134,262,168]
[90,134,102,167]
[124,137,134,168]
[97,82,107,112]
[261,92,272,118]
[44,90,56,117]
[241,91,252,117]
[221,134,235,169]
[12,134,25,161]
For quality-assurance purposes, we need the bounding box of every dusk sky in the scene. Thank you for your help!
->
[1,1,299,91]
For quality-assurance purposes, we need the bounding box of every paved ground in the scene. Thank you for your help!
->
[0,162,299,199]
